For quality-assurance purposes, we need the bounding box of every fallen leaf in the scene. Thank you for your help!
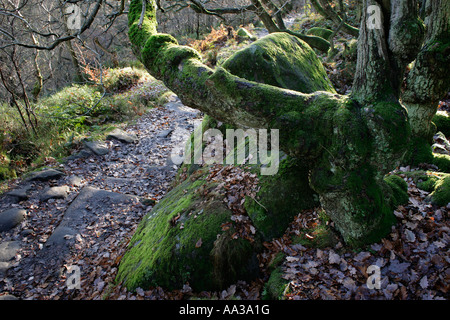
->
[195,238,202,248]
[404,229,416,242]
[328,251,341,265]
[419,276,428,289]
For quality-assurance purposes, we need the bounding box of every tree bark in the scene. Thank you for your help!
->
[126,0,426,246]
[401,0,450,146]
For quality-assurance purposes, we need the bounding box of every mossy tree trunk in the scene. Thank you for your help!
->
[127,0,444,246]
[400,0,450,163]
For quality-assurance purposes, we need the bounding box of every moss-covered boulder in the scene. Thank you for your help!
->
[263,266,289,300]
[432,111,450,137]
[306,27,334,41]
[433,153,450,172]
[383,174,409,208]
[221,32,336,94]
[429,175,450,206]
[116,167,260,292]
[236,27,257,41]
[403,170,450,206]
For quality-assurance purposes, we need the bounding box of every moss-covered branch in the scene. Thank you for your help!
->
[310,0,359,37]
[126,0,410,251]
[401,0,450,141]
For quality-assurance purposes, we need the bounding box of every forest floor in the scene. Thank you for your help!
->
[0,18,448,300]
[0,89,448,300]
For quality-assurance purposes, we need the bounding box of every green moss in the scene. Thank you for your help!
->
[128,0,157,53]
[402,170,450,205]
[263,267,289,300]
[433,112,450,137]
[116,167,259,292]
[383,174,409,208]
[430,175,450,206]
[244,154,319,241]
[433,153,450,173]
[306,27,334,40]
[222,32,335,94]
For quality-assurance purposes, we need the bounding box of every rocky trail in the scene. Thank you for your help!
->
[0,94,203,300]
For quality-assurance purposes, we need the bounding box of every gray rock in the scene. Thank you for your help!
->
[5,184,32,202]
[45,187,138,251]
[106,128,138,144]
[0,294,19,300]
[157,128,174,138]
[83,140,109,156]
[0,208,26,232]
[0,261,10,275]
[67,175,83,187]
[66,149,93,160]
[432,143,449,155]
[0,241,20,262]
[39,185,70,202]
[27,169,65,182]
[0,241,20,275]
[45,226,77,247]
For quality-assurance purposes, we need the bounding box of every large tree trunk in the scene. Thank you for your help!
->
[125,0,445,247]
[401,0,450,163]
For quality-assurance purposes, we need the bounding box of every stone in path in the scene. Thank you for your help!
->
[157,128,174,138]
[0,294,18,300]
[0,208,26,232]
[5,184,32,202]
[0,241,20,262]
[67,175,83,187]
[44,186,138,251]
[39,185,70,202]
[83,140,109,156]
[0,241,20,276]
[66,149,93,161]
[106,128,138,144]
[27,169,65,182]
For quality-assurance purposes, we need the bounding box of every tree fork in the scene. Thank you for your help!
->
[127,0,411,246]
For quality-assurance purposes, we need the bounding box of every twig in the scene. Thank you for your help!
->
[138,0,147,29]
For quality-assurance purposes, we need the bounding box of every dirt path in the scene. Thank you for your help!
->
[0,94,203,299]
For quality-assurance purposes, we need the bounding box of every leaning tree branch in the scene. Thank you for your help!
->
[310,0,359,37]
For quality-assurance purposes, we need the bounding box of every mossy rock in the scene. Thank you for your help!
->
[383,174,409,208]
[236,27,257,41]
[433,153,450,173]
[244,155,319,241]
[306,27,334,40]
[432,111,450,137]
[403,170,450,205]
[116,167,260,292]
[0,166,16,181]
[221,32,336,94]
[263,266,289,300]
[342,39,358,60]
[429,175,450,206]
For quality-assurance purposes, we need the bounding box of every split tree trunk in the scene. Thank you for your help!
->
[126,0,444,246]
[401,0,450,161]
